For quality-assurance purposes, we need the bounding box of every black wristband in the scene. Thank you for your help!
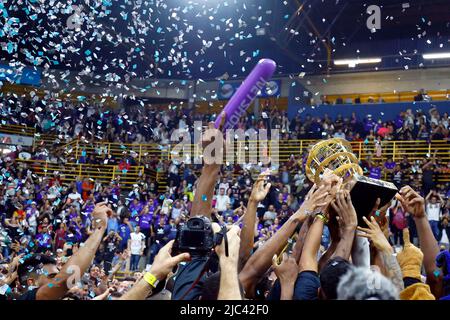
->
[403,277,421,288]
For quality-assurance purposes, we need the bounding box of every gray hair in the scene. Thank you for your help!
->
[337,266,399,300]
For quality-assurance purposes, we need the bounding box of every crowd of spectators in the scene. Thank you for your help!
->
[0,95,449,301]
[1,95,449,146]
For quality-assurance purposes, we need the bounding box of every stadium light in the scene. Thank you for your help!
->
[423,52,450,60]
[334,58,382,68]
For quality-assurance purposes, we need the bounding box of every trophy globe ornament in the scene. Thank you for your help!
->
[305,138,363,184]
[305,138,398,225]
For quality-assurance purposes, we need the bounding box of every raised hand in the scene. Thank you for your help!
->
[215,225,241,265]
[201,111,226,158]
[368,198,390,228]
[395,186,425,219]
[330,190,358,232]
[92,201,112,230]
[249,170,272,203]
[357,216,392,253]
[150,240,191,281]
[295,184,330,220]
[272,252,299,286]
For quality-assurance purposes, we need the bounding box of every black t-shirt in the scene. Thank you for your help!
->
[153,224,170,243]
[172,257,208,300]
[400,161,410,170]
[422,168,434,185]
[18,288,38,300]
[105,237,119,254]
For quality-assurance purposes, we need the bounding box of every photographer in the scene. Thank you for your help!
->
[103,231,122,274]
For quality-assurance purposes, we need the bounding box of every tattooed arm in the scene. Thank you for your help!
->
[379,246,405,292]
[357,216,404,292]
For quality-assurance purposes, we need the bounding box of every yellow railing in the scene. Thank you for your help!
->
[0,124,35,136]
[10,139,450,190]
[15,159,144,188]
[2,125,448,164]
[62,139,450,165]
[163,140,449,162]
[67,140,164,162]
[0,124,60,148]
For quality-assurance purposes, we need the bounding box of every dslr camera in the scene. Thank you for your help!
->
[173,216,226,257]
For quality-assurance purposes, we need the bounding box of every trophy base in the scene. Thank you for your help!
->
[349,174,398,227]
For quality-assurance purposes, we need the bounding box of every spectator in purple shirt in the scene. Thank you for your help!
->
[384,157,396,171]
[35,226,52,253]
[369,164,382,180]
[129,199,143,217]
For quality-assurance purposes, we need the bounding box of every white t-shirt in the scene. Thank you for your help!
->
[129,232,145,255]
[215,195,230,212]
[68,192,82,201]
[27,209,39,228]
[218,183,229,193]
[426,203,441,221]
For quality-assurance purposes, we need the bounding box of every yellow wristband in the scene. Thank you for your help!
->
[143,272,159,288]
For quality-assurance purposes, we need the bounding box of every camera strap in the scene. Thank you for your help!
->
[221,225,229,257]
[177,257,212,300]
[177,225,229,300]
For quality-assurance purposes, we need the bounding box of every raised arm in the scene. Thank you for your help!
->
[239,170,271,270]
[396,186,443,298]
[120,240,190,300]
[436,192,445,207]
[291,216,314,264]
[329,191,358,261]
[216,225,242,300]
[357,216,404,293]
[425,190,433,203]
[272,253,299,300]
[239,184,329,298]
[190,119,225,218]
[298,216,324,273]
[108,250,129,280]
[36,202,111,300]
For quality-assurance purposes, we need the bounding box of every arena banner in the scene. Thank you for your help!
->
[0,63,42,86]
[218,79,281,100]
[0,133,34,146]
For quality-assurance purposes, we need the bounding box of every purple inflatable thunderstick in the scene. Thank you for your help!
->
[214,59,277,131]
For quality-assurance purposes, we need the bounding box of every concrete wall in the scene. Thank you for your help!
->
[193,67,450,101]
[302,67,450,96]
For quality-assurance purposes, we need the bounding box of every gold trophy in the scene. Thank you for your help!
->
[305,138,398,225]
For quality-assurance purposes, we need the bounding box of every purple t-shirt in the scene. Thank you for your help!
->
[129,202,143,217]
[384,161,396,170]
[139,213,152,230]
[369,167,382,179]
